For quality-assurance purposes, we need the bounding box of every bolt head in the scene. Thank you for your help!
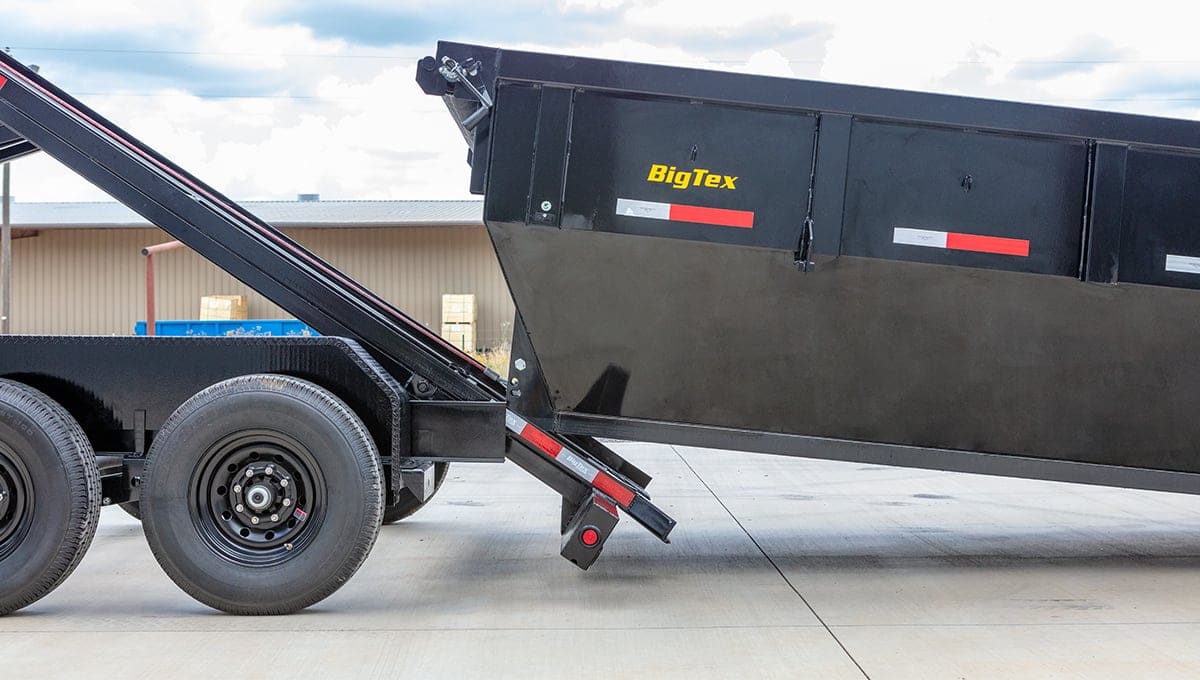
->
[251,516,260,525]
[280,479,289,488]
[265,466,274,476]
[235,504,245,513]
[514,358,527,371]
[246,469,254,478]
[282,498,292,507]
[233,484,241,494]
[271,514,279,522]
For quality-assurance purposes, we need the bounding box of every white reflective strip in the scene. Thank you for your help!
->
[616,198,670,220]
[505,410,527,433]
[557,450,600,482]
[1166,254,1200,275]
[507,409,600,482]
[893,227,948,249]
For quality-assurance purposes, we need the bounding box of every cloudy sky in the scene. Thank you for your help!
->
[4,0,1199,203]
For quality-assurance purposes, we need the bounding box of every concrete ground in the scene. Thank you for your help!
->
[3,442,1200,679]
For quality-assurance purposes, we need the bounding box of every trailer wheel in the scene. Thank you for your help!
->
[382,462,449,525]
[0,379,101,616]
[141,374,383,615]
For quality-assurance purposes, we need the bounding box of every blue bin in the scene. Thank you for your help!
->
[134,320,320,337]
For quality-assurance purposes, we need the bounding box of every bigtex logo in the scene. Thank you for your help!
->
[647,164,738,190]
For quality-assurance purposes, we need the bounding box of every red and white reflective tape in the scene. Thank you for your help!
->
[506,411,636,507]
[0,75,8,89]
[893,227,1029,257]
[616,197,754,229]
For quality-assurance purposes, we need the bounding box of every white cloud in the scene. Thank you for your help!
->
[8,0,1200,205]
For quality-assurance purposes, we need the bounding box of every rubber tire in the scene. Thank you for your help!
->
[0,379,101,616]
[117,502,141,521]
[382,462,449,525]
[141,374,383,615]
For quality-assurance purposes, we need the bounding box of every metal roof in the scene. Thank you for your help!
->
[8,199,484,228]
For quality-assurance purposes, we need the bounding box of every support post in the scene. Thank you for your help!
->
[141,240,184,337]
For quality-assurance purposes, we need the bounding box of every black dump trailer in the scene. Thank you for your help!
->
[0,41,1198,615]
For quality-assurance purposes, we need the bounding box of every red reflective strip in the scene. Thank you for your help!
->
[669,203,754,229]
[945,232,1029,257]
[520,424,563,458]
[0,75,7,89]
[593,472,636,507]
[592,494,619,516]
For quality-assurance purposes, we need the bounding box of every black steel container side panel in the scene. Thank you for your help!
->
[1118,147,1200,290]
[434,41,1200,152]
[841,121,1088,277]
[0,336,409,462]
[561,91,814,251]
[488,222,1200,475]
[440,41,1200,475]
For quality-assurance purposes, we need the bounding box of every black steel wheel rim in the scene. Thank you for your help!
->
[0,442,33,560]
[189,430,326,567]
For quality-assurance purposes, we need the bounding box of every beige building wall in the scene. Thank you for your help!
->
[9,225,515,349]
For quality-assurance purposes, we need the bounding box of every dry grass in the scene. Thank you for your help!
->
[472,340,511,379]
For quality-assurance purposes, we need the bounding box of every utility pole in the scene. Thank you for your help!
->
[1,161,10,334]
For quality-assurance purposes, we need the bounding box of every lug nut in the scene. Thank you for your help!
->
[235,504,245,513]
[233,484,242,494]
[271,514,279,522]
[265,466,275,476]
[280,479,289,488]
[251,516,260,525]
[282,498,291,507]
[246,469,254,478]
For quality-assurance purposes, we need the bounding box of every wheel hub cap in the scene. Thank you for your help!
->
[192,434,325,567]
[245,484,273,511]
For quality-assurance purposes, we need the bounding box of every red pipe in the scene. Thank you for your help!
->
[141,240,184,336]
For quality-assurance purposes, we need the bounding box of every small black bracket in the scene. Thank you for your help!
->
[396,461,436,503]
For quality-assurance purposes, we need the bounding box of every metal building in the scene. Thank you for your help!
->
[4,198,514,348]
